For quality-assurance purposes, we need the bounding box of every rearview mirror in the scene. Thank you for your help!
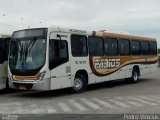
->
[57,34,64,48]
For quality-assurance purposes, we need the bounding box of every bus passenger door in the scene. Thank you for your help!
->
[49,32,71,90]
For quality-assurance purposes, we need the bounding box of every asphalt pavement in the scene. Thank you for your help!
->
[0,69,160,120]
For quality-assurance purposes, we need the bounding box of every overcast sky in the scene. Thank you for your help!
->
[0,0,160,46]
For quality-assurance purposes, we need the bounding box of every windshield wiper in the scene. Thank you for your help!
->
[23,37,37,61]
[28,37,37,52]
[14,37,37,70]
[14,38,23,61]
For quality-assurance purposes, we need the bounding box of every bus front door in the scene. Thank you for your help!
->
[49,32,71,90]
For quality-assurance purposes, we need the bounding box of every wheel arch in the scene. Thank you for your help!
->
[133,65,140,76]
[75,69,88,85]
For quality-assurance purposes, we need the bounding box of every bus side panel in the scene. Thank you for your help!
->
[101,74,109,82]
[90,56,132,82]
[109,68,125,81]
[90,64,132,82]
[139,64,150,76]
[70,57,94,85]
[125,65,132,78]
[70,57,102,85]
[108,65,132,81]
[50,64,72,90]
[149,56,158,73]
[150,62,159,73]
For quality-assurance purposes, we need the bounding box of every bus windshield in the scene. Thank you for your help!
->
[9,37,46,69]
[9,28,47,75]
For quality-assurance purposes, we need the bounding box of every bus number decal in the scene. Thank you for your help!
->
[75,61,87,65]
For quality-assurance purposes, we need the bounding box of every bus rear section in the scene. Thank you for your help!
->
[0,37,10,89]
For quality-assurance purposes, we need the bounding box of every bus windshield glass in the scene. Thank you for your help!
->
[9,28,47,75]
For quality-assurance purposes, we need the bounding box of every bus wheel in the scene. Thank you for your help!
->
[129,68,139,83]
[72,74,87,93]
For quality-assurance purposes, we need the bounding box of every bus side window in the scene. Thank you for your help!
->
[118,39,130,56]
[71,34,88,57]
[141,41,150,55]
[49,39,69,70]
[104,38,118,56]
[150,42,157,55]
[88,36,104,56]
[130,40,141,56]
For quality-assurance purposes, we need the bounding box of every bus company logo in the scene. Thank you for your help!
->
[94,59,120,69]
[69,29,87,34]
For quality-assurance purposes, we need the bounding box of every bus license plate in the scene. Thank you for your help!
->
[19,86,27,90]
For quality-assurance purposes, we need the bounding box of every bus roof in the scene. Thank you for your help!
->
[92,31,156,41]
[48,26,156,41]
[48,26,92,35]
[12,26,156,42]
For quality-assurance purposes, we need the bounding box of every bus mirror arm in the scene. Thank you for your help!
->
[57,34,62,48]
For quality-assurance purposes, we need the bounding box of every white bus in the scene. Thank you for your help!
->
[0,35,10,89]
[8,27,158,92]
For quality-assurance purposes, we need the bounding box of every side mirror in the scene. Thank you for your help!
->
[57,34,63,48]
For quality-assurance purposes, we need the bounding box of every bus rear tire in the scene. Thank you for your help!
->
[71,74,87,93]
[127,68,139,83]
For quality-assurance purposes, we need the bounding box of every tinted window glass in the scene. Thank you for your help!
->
[150,42,157,55]
[0,38,10,63]
[141,41,149,55]
[118,39,130,55]
[49,39,68,69]
[104,38,118,56]
[131,40,141,55]
[71,34,88,57]
[0,39,2,63]
[88,36,103,56]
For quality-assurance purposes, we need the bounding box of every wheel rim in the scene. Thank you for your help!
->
[73,78,83,90]
[133,71,138,81]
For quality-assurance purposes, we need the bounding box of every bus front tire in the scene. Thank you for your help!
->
[71,74,87,93]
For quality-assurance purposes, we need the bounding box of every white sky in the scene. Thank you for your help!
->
[0,0,160,46]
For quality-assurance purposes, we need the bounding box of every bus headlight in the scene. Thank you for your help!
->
[39,71,46,81]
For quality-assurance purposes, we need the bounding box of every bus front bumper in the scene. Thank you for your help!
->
[8,78,51,90]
